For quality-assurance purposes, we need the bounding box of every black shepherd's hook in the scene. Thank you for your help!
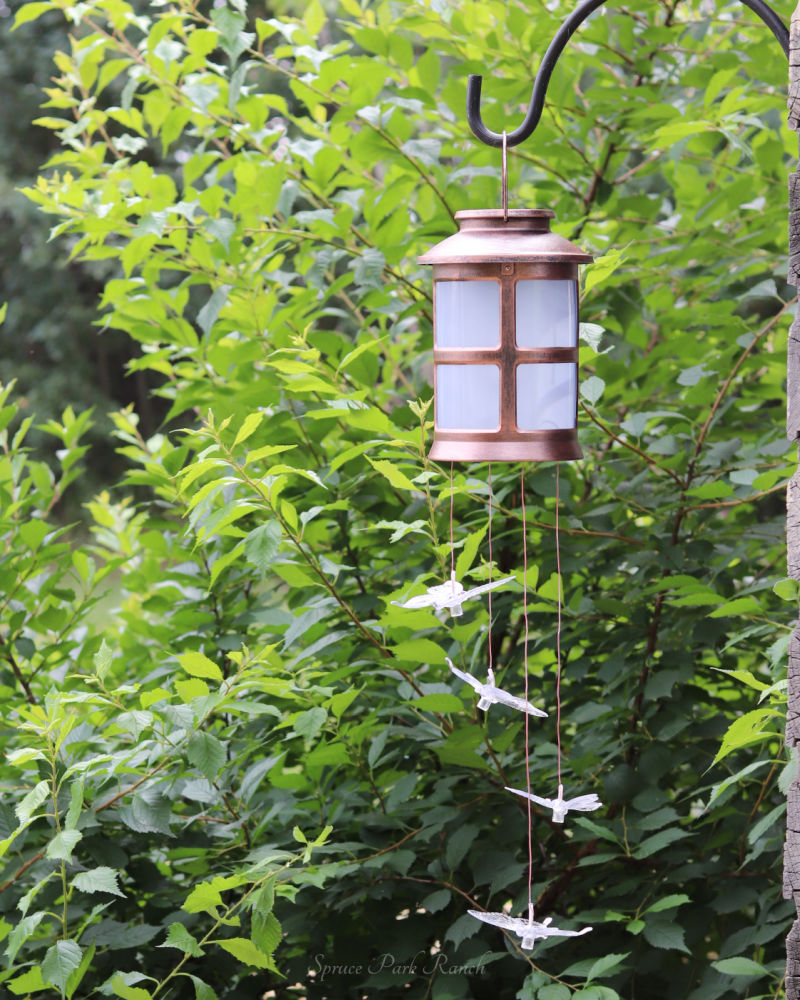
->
[466,0,789,149]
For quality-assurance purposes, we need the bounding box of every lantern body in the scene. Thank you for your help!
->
[419,209,593,462]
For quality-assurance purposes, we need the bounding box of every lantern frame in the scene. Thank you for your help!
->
[419,208,592,463]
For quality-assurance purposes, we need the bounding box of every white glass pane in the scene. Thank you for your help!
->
[435,281,501,348]
[437,365,500,430]
[516,364,576,430]
[515,280,577,348]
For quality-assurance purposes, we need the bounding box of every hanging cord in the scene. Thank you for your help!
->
[555,463,563,788]
[449,461,455,588]
[487,463,493,673]
[521,466,533,919]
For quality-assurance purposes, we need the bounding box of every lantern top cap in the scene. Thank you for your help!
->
[418,208,593,265]
[455,208,555,224]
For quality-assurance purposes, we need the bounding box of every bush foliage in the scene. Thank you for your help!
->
[0,0,797,997]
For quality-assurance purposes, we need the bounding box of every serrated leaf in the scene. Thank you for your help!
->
[177,651,223,682]
[15,780,49,824]
[641,919,690,953]
[71,867,125,897]
[159,922,204,956]
[187,731,226,781]
[183,882,223,916]
[713,708,780,764]
[46,828,82,861]
[42,940,82,992]
[244,521,281,576]
[216,936,273,968]
[252,911,281,955]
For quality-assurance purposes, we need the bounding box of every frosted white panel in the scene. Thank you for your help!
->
[435,281,501,348]
[437,365,500,430]
[515,280,577,348]
[516,364,576,430]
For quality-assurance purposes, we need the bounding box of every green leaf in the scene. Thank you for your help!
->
[633,827,690,858]
[177,651,224,682]
[644,894,690,913]
[8,966,46,995]
[66,943,95,999]
[183,882,223,916]
[13,2,54,27]
[71,867,125,897]
[187,731,226,781]
[641,919,690,953]
[293,707,327,741]
[368,458,418,491]
[111,975,153,1000]
[215,936,273,969]
[391,638,444,663]
[244,521,282,575]
[713,708,780,764]
[15,780,49,824]
[583,247,627,292]
[46,829,82,861]
[252,911,281,955]
[42,940,82,993]
[455,523,488,578]
[185,977,218,1000]
[159,922,204,957]
[580,375,605,405]
[586,953,630,981]
[773,577,799,601]
[712,957,769,976]
[233,411,264,448]
[413,693,464,713]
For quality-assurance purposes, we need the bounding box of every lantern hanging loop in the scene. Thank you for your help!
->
[465,0,789,150]
[501,131,508,222]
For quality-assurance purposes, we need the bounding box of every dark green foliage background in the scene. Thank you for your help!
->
[0,0,796,998]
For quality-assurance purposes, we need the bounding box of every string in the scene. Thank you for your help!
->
[521,465,533,918]
[487,463,493,673]
[449,461,455,584]
[555,462,563,788]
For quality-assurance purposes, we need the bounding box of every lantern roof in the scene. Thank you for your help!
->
[418,209,593,265]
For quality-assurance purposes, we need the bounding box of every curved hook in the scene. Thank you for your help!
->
[466,0,789,149]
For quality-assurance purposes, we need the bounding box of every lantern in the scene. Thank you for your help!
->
[418,208,593,463]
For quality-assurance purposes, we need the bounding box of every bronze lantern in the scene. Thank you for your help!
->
[419,208,593,463]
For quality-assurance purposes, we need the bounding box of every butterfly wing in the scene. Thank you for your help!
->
[460,576,516,600]
[564,794,602,812]
[446,659,480,692]
[467,910,519,932]
[391,593,434,609]
[550,926,593,938]
[493,687,548,717]
[505,786,554,809]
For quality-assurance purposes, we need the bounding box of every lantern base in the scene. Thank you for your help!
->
[429,434,581,463]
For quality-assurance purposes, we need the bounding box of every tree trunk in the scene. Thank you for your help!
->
[786,6,800,995]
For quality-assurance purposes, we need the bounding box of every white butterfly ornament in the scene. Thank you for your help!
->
[391,571,514,618]
[447,659,547,717]
[506,782,602,824]
[468,905,592,950]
